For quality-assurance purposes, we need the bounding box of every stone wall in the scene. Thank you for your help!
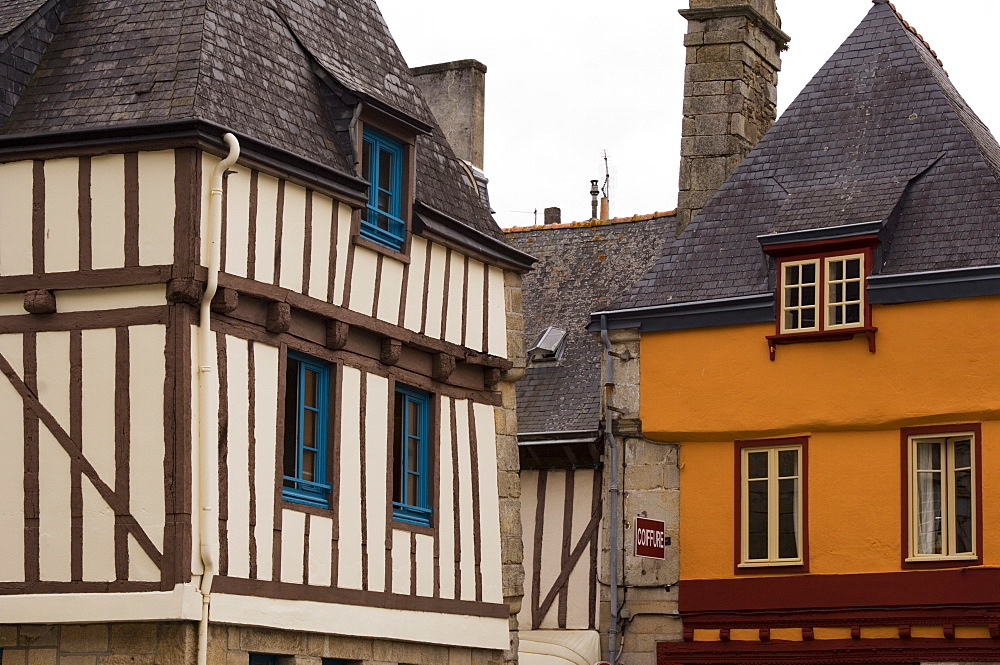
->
[598,329,681,665]
[497,269,527,664]
[0,624,505,665]
[675,1,788,232]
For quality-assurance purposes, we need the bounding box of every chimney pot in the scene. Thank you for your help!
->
[544,207,561,225]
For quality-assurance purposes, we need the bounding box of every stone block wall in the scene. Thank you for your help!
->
[675,1,788,232]
[597,330,681,665]
[0,624,505,665]
[497,269,527,664]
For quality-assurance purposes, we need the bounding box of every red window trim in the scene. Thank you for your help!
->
[733,437,810,575]
[766,243,877,360]
[899,423,983,569]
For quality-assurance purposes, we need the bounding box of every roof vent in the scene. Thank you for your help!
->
[528,326,568,363]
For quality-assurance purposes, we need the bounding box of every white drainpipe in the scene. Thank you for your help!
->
[196,133,240,665]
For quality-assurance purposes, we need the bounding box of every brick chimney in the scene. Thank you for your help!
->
[411,59,487,170]
[675,0,789,232]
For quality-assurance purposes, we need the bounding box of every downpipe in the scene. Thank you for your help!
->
[197,133,240,665]
[600,315,620,664]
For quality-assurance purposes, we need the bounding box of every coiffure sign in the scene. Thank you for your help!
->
[634,516,668,559]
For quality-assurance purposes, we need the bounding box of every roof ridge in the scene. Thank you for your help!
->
[884,1,945,71]
[504,210,676,233]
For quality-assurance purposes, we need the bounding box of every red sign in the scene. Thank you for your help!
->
[634,516,668,559]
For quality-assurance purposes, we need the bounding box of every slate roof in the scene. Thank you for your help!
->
[617,0,1000,311]
[506,213,677,434]
[0,0,501,239]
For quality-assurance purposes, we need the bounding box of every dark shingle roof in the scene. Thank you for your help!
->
[0,0,500,239]
[618,0,1000,310]
[506,214,676,434]
[0,0,48,37]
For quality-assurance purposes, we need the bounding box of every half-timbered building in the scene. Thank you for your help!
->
[0,1,532,664]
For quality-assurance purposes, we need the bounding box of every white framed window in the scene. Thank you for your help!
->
[777,252,867,334]
[779,259,819,333]
[740,443,804,567]
[825,253,865,329]
[907,432,977,561]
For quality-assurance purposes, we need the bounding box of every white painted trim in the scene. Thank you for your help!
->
[211,593,510,649]
[0,584,203,623]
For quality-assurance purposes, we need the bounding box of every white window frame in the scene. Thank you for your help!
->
[778,259,820,334]
[824,253,866,331]
[906,432,977,562]
[740,444,803,567]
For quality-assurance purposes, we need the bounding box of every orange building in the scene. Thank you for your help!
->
[594,1,1000,663]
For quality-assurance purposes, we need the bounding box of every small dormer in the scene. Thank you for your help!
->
[527,326,568,365]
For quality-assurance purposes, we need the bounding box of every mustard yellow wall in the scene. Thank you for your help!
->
[679,422,1000,580]
[641,297,1000,440]
[643,297,1000,581]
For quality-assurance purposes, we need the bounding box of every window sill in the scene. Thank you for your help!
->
[903,554,980,569]
[352,232,411,264]
[736,560,808,574]
[766,326,877,360]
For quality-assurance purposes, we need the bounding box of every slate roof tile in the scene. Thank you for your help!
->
[614,1,1000,311]
[0,0,500,239]
[506,213,677,433]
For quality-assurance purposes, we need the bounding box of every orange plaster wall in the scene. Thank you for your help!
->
[665,297,1000,581]
[641,297,1000,441]
[680,421,1000,580]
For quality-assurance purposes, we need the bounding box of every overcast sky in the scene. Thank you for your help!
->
[377,1,1000,228]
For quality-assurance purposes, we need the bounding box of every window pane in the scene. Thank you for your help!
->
[747,451,768,479]
[302,449,315,482]
[846,258,861,279]
[845,304,860,323]
[283,359,300,479]
[379,148,393,191]
[786,310,799,329]
[778,449,798,477]
[302,409,316,447]
[918,441,941,470]
[748,479,768,559]
[801,263,816,283]
[303,369,318,408]
[832,304,844,325]
[830,283,844,304]
[406,472,418,505]
[846,281,860,302]
[916,469,942,555]
[778,477,798,559]
[362,140,372,183]
[378,190,391,215]
[785,265,799,286]
[954,468,973,554]
[788,289,799,307]
[955,440,971,468]
[829,260,843,281]
[393,392,404,503]
[801,307,816,328]
[407,438,419,474]
[801,286,815,306]
[408,400,420,437]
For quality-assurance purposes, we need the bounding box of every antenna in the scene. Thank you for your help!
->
[602,150,610,198]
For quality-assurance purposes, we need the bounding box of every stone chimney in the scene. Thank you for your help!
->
[675,0,789,232]
[543,207,561,225]
[411,59,487,169]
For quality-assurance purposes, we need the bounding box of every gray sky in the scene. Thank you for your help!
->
[377,1,1000,228]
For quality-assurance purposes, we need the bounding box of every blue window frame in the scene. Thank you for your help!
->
[392,385,432,526]
[361,127,406,251]
[282,352,332,508]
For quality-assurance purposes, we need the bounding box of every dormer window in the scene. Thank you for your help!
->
[779,253,865,334]
[527,326,567,364]
[760,222,881,360]
[361,126,407,251]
